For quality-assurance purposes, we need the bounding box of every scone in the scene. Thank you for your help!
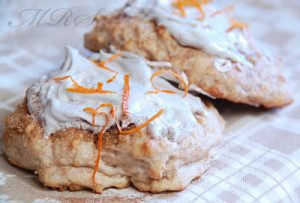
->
[3,47,224,193]
[84,0,293,108]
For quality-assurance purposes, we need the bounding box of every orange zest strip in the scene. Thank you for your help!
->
[147,89,177,95]
[174,0,186,17]
[117,109,164,135]
[52,75,70,81]
[97,103,116,118]
[53,75,116,94]
[201,0,213,3]
[147,70,188,97]
[92,112,109,185]
[83,107,98,126]
[67,78,116,94]
[193,0,213,20]
[146,88,161,95]
[93,61,119,84]
[83,105,116,186]
[94,52,123,83]
[173,0,213,20]
[161,89,177,94]
[121,74,130,119]
[104,52,123,63]
[106,75,118,83]
[196,4,205,20]
[226,18,248,32]
[210,4,235,17]
[84,103,116,126]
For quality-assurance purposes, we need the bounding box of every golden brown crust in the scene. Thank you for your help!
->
[3,102,224,193]
[84,15,293,108]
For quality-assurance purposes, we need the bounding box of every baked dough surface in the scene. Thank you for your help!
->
[3,101,224,193]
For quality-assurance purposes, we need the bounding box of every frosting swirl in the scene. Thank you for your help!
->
[123,0,276,69]
[27,46,206,140]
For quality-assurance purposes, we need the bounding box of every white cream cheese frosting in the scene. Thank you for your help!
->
[27,46,207,140]
[123,0,275,69]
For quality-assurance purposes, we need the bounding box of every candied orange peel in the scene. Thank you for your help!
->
[147,70,188,97]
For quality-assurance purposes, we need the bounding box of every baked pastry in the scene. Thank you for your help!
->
[84,0,293,108]
[3,47,224,193]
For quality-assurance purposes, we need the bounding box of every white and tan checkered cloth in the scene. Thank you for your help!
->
[0,0,300,202]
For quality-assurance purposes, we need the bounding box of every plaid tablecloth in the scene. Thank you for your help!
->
[0,0,300,202]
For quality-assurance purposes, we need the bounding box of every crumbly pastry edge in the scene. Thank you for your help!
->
[3,101,224,193]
